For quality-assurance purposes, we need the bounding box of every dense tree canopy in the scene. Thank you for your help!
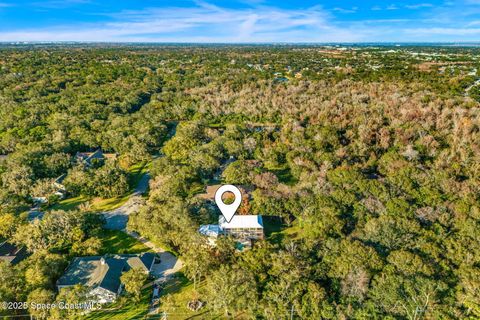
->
[0,44,479,319]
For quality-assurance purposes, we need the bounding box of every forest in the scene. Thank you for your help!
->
[0,44,479,319]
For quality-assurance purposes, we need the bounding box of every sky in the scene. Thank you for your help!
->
[0,0,479,42]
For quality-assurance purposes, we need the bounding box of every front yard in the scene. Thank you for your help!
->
[98,229,152,255]
[83,288,151,320]
[48,161,150,213]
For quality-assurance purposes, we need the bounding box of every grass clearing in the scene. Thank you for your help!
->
[89,194,130,212]
[264,216,299,245]
[47,161,150,213]
[270,167,297,185]
[158,273,217,319]
[127,161,149,189]
[98,229,152,255]
[50,195,90,211]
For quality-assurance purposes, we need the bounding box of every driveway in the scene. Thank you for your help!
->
[102,171,183,280]
[103,173,150,230]
[126,230,183,280]
[28,207,44,221]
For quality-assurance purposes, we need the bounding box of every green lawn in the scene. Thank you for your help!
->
[49,195,90,211]
[127,161,149,189]
[157,273,217,319]
[263,216,298,245]
[83,288,151,320]
[47,161,150,213]
[263,162,297,186]
[98,230,152,255]
[89,194,131,212]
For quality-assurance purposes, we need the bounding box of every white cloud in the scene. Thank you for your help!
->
[0,1,479,42]
[333,7,358,14]
[405,3,433,9]
[0,3,371,42]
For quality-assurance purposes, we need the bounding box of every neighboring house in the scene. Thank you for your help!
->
[198,224,222,238]
[75,149,117,168]
[198,224,222,246]
[219,215,264,241]
[31,174,66,205]
[0,241,28,265]
[197,184,253,201]
[32,196,48,204]
[57,253,156,304]
[52,173,67,199]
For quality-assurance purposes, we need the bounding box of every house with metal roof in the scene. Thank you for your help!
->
[57,253,155,304]
[199,214,264,249]
[219,215,264,241]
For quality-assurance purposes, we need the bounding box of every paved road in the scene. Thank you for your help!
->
[28,207,44,221]
[102,171,183,277]
[103,173,150,230]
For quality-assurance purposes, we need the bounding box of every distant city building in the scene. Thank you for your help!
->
[57,253,156,304]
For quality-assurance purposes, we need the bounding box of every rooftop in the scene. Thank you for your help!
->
[198,224,221,237]
[219,215,263,229]
[0,241,28,265]
[57,253,155,293]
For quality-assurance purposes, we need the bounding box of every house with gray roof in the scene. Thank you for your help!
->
[57,253,155,304]
[75,149,117,168]
[0,241,28,265]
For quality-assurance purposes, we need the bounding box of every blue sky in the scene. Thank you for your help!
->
[0,0,479,42]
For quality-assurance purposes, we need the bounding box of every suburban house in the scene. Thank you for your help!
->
[31,173,66,205]
[0,241,28,265]
[75,149,117,168]
[199,215,264,247]
[219,215,264,241]
[52,173,67,199]
[57,253,156,304]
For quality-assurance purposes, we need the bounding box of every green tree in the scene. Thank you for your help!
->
[205,264,258,318]
[0,213,17,238]
[27,288,55,319]
[120,268,148,301]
